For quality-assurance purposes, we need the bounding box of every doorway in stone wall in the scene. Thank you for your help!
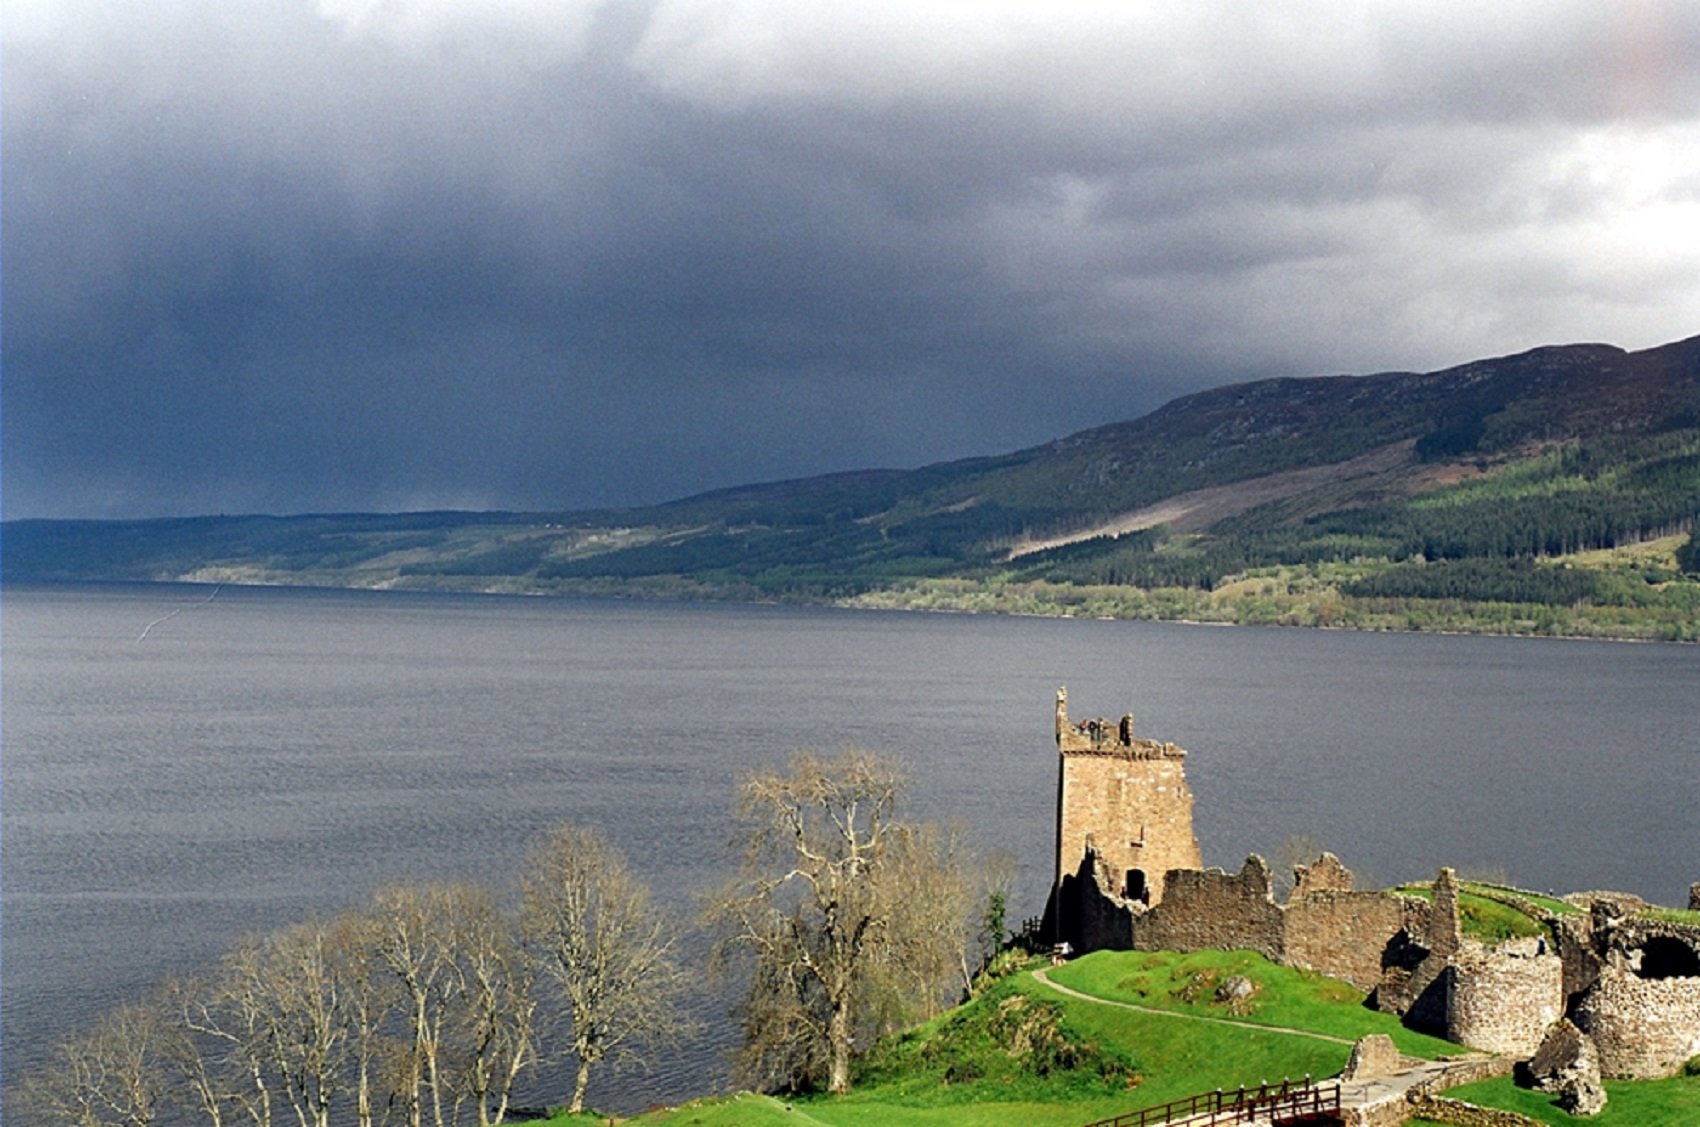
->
[1126,868,1148,903]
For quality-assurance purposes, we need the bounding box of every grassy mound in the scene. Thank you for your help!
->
[849,969,1145,1108]
[1046,949,1460,1059]
[601,951,1461,1126]
[579,948,1699,1125]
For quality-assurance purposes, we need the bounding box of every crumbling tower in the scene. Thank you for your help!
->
[1053,686,1202,909]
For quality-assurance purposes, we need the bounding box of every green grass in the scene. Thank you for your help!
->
[1045,949,1461,1060]
[845,971,1146,1112]
[594,955,1379,1127]
[1396,887,1551,943]
[1444,1073,1700,1126]
[1457,883,1583,918]
[537,952,1695,1126]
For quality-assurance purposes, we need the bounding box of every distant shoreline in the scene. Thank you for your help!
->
[11,572,1694,645]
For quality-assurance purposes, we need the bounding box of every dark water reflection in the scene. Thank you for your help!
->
[4,582,1697,1110]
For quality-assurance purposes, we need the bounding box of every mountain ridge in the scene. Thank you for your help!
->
[8,334,1699,640]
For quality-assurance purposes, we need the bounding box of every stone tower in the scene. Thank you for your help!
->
[1053,687,1202,909]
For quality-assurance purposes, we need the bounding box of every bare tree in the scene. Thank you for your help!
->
[444,885,538,1127]
[879,820,979,1011]
[706,750,974,1095]
[210,940,274,1127]
[368,882,472,1127]
[14,1001,165,1127]
[157,976,239,1127]
[195,924,348,1127]
[364,880,547,1127]
[519,823,689,1116]
[279,922,347,1127]
[323,909,401,1127]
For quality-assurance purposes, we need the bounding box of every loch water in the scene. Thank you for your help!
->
[4,581,1697,1110]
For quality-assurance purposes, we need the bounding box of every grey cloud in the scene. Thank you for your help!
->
[5,1,1700,518]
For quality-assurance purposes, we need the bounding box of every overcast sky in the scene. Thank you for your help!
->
[6,1,1700,519]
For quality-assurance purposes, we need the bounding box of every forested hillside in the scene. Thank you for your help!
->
[9,336,1700,639]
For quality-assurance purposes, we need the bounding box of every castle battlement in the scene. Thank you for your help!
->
[1055,685,1187,758]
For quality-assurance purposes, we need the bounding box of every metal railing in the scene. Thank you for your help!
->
[1082,1076,1341,1127]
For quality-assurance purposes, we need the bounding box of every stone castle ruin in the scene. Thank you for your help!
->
[1051,687,1202,912]
[1045,688,1700,1104]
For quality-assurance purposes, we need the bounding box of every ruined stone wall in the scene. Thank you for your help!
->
[1285,890,1414,991]
[1445,939,1564,1056]
[1340,1034,1402,1081]
[1052,849,1140,953]
[1069,848,1421,989]
[1551,913,1601,1003]
[1429,868,1463,957]
[1572,964,1700,1079]
[1401,1096,1544,1127]
[1134,857,1285,961]
[1407,1057,1516,1095]
[1346,1096,1415,1127]
[1600,915,1700,963]
[1291,852,1355,898]
[1054,689,1201,908]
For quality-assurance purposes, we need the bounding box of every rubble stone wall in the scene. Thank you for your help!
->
[1285,890,1413,991]
[1573,965,1700,1079]
[1446,940,1565,1056]
[1551,913,1601,1001]
[1057,851,1139,953]
[1134,857,1284,961]
[1403,1095,1544,1127]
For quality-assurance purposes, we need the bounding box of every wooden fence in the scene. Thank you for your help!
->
[1082,1076,1342,1127]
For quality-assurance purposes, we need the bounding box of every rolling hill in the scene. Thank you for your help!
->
[8,335,1700,639]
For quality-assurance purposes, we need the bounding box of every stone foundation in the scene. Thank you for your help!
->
[1403,1095,1544,1127]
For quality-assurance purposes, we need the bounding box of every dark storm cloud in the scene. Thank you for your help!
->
[6,0,1700,518]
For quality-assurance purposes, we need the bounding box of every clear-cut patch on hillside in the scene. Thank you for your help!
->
[1006,440,1435,558]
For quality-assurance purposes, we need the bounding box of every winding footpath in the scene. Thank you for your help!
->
[1031,967,1356,1045]
[1031,967,1505,1126]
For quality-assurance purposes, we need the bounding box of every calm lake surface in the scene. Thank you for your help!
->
[4,581,1697,1110]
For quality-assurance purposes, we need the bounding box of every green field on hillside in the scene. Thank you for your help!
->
[525,949,1700,1127]
[541,952,1441,1127]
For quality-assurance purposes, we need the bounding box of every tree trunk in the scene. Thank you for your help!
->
[827,998,853,1094]
[568,1059,592,1115]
